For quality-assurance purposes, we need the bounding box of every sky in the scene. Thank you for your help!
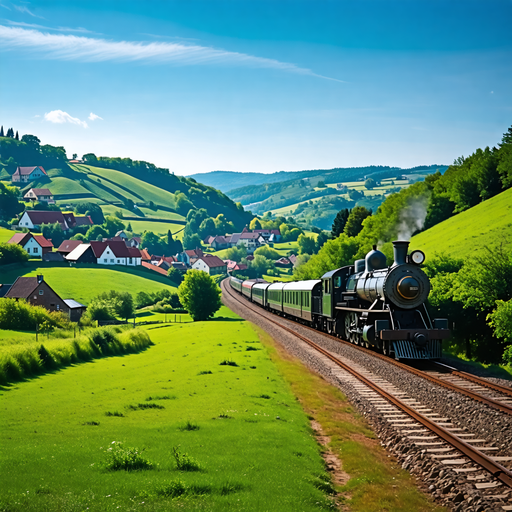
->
[0,0,511,175]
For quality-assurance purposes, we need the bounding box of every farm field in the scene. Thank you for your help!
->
[0,305,441,511]
[411,186,512,259]
[0,264,176,305]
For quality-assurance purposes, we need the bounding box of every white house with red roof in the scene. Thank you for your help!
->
[18,210,71,231]
[89,241,142,266]
[192,254,227,275]
[237,232,265,253]
[11,166,48,183]
[8,232,54,257]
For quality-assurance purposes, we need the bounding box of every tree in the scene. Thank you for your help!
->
[103,216,125,237]
[183,232,203,250]
[74,202,104,225]
[127,222,133,232]
[364,178,377,189]
[0,182,23,220]
[85,225,108,241]
[250,255,274,277]
[317,180,326,188]
[178,269,221,321]
[167,266,183,285]
[224,245,247,262]
[344,206,372,237]
[0,242,29,265]
[14,131,19,140]
[96,290,135,321]
[249,218,262,230]
[499,125,512,147]
[254,245,280,260]
[198,217,215,238]
[0,126,3,137]
[331,208,350,238]
[42,222,65,247]
[72,153,78,160]
[21,134,40,149]
[315,232,328,252]
[297,234,316,255]
[141,231,164,255]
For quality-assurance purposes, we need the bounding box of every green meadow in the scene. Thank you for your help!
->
[0,306,337,511]
[0,227,15,243]
[0,264,177,305]
[411,187,512,259]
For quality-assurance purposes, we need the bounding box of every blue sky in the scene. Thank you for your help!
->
[0,0,511,175]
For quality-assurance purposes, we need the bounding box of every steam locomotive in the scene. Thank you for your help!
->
[229,240,450,360]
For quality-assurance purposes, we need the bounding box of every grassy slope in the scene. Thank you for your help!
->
[0,307,335,512]
[0,227,15,243]
[411,187,512,259]
[0,263,176,305]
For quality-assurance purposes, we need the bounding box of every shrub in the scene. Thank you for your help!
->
[157,479,187,498]
[178,270,221,321]
[0,242,29,265]
[0,298,61,331]
[219,360,238,367]
[104,441,154,471]
[172,447,202,471]
[178,421,200,431]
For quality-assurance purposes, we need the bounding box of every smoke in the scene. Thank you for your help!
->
[396,193,430,241]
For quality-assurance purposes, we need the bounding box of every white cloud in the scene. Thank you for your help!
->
[0,25,344,83]
[6,20,95,34]
[44,110,88,128]
[88,112,103,121]
[13,4,44,19]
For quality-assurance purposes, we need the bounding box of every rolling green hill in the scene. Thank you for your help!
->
[411,187,512,259]
[0,263,177,305]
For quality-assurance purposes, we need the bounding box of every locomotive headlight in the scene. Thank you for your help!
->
[397,276,420,299]
[409,250,426,265]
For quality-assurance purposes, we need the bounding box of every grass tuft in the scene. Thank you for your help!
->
[246,346,259,351]
[197,370,212,375]
[105,411,124,417]
[157,479,187,498]
[127,403,165,411]
[145,395,175,401]
[219,360,238,367]
[258,394,271,399]
[82,420,100,426]
[178,421,200,431]
[219,481,244,496]
[172,447,202,472]
[104,441,154,471]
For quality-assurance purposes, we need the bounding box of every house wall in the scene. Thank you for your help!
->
[23,237,43,258]
[18,212,35,229]
[192,260,210,274]
[97,246,126,266]
[26,281,69,314]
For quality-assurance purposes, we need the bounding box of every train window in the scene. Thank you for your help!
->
[335,276,342,288]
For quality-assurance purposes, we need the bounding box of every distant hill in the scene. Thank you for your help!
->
[190,165,448,194]
[411,187,512,259]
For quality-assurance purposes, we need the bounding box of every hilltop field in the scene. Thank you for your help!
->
[411,187,512,259]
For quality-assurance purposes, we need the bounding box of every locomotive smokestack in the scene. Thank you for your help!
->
[392,240,409,267]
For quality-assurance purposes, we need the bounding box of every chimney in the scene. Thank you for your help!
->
[392,240,409,267]
[37,274,44,284]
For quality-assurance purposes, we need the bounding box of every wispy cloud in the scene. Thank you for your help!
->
[44,110,88,128]
[6,20,94,34]
[0,25,344,83]
[0,3,11,11]
[88,112,103,121]
[13,4,44,19]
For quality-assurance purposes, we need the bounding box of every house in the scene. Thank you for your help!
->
[65,244,97,264]
[74,216,94,227]
[63,299,87,322]
[89,241,142,266]
[115,230,129,240]
[210,235,229,250]
[23,188,54,204]
[43,252,65,262]
[275,257,292,268]
[224,259,248,272]
[203,235,215,245]
[288,254,298,266]
[139,248,151,262]
[57,240,83,256]
[238,232,265,253]
[192,255,227,275]
[8,232,53,257]
[5,275,69,315]
[18,210,71,231]
[228,233,241,247]
[128,237,142,248]
[170,261,188,271]
[11,166,47,183]
[177,248,204,266]
[142,261,169,276]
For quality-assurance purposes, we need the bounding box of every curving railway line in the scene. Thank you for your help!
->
[222,278,512,510]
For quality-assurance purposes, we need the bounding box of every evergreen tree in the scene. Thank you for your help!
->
[6,128,13,138]
[500,125,512,147]
[15,131,19,140]
[344,206,372,237]
[127,222,133,232]
[0,126,4,137]
[331,208,350,238]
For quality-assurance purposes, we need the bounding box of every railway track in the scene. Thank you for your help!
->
[222,280,512,508]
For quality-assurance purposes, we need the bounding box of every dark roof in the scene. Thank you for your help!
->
[212,236,228,244]
[240,232,260,239]
[185,248,204,257]
[13,166,47,176]
[24,211,68,227]
[26,188,52,196]
[63,212,76,226]
[43,252,65,262]
[127,247,142,258]
[74,216,93,226]
[63,299,86,309]
[0,284,12,298]
[57,240,83,254]
[230,233,241,244]
[196,255,226,268]
[33,235,53,248]
[8,232,31,245]
[5,276,40,299]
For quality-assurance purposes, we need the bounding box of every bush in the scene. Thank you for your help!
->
[0,242,29,265]
[178,270,221,321]
[172,447,202,472]
[0,298,60,330]
[254,245,281,260]
[104,441,154,471]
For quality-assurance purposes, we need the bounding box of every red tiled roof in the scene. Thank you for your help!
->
[196,255,226,268]
[185,248,204,257]
[13,166,47,176]
[8,232,31,246]
[140,248,151,261]
[57,240,83,253]
[142,261,168,276]
[33,235,53,248]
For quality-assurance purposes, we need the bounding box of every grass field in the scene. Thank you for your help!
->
[0,226,15,243]
[411,187,512,259]
[0,306,336,511]
[0,264,177,305]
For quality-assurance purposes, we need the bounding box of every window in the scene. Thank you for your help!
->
[56,305,60,311]
[39,290,44,295]
[104,259,107,263]
[26,247,30,253]
[117,260,120,263]
[110,259,114,263]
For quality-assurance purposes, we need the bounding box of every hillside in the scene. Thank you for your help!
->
[190,165,447,194]
[0,263,177,305]
[410,187,512,259]
[0,135,252,236]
